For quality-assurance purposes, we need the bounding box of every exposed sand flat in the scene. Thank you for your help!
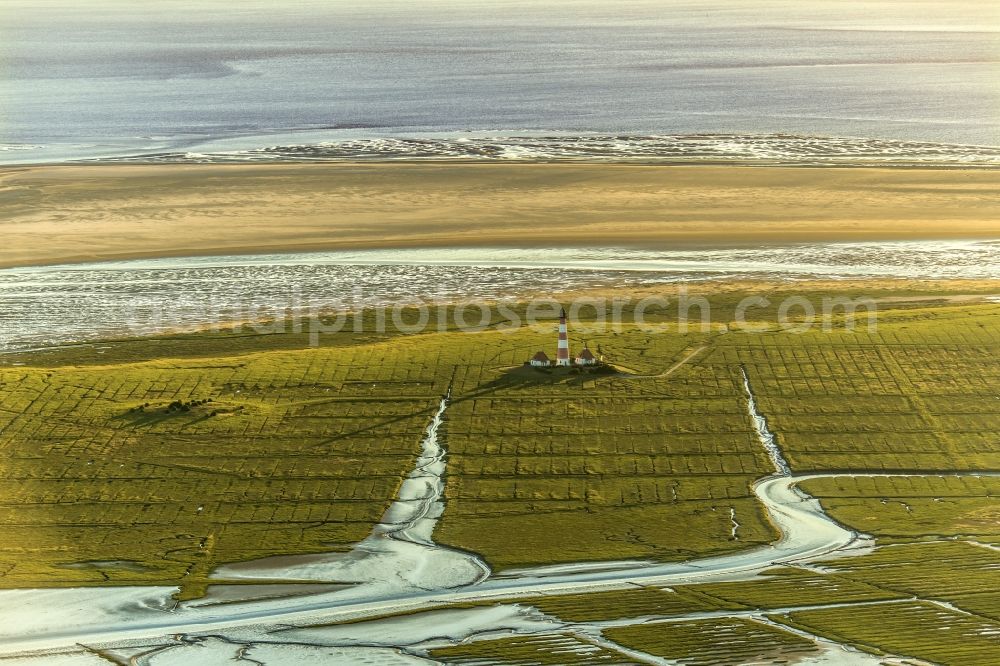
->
[1,163,998,269]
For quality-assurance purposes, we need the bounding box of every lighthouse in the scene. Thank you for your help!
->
[556,307,571,366]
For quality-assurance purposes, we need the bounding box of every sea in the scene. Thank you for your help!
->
[2,0,999,165]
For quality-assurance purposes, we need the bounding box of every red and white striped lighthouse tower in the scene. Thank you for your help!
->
[556,307,571,366]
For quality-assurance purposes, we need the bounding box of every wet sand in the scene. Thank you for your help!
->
[1,163,999,270]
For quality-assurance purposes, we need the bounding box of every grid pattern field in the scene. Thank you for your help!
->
[435,327,779,569]
[429,633,634,665]
[0,319,773,590]
[675,567,907,609]
[800,475,1000,543]
[515,586,734,622]
[603,617,820,665]
[779,601,1000,666]
[710,304,1000,472]
[0,341,453,594]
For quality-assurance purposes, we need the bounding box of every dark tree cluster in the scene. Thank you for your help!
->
[166,398,213,413]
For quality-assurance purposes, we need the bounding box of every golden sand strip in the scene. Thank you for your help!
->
[1,163,998,269]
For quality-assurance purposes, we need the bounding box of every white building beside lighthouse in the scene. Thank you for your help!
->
[575,346,597,365]
[530,350,551,367]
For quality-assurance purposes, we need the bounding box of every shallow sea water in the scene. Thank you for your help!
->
[3,1,998,163]
[2,242,998,352]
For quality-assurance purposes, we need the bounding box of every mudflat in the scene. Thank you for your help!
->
[1,162,998,269]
